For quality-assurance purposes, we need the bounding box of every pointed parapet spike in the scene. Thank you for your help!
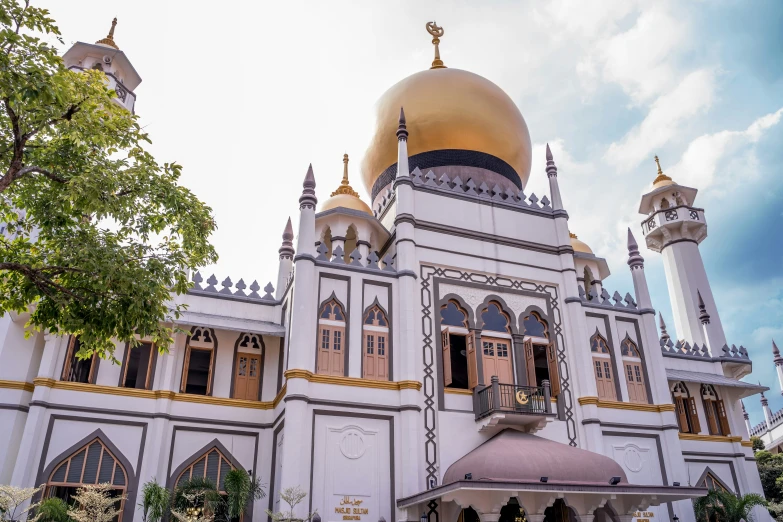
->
[411,167,423,184]
[516,189,527,206]
[331,245,345,264]
[478,182,491,197]
[541,195,552,209]
[600,288,612,303]
[666,338,674,348]
[366,251,380,270]
[624,292,637,308]
[612,291,623,306]
[491,184,504,201]
[381,254,395,272]
[465,179,478,195]
[504,187,517,202]
[205,274,218,292]
[452,176,464,192]
[721,344,730,356]
[234,278,247,296]
[739,345,748,358]
[192,271,204,290]
[439,173,452,189]
[247,280,261,298]
[731,344,739,356]
[262,282,275,300]
[588,288,598,301]
[528,193,540,208]
[701,344,710,356]
[424,170,438,187]
[315,243,329,261]
[219,276,233,295]
[578,285,587,300]
[349,248,363,266]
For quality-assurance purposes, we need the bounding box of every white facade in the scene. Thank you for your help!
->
[0,23,773,522]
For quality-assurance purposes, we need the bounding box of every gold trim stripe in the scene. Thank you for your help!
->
[444,388,472,395]
[578,396,676,413]
[740,440,754,447]
[0,379,35,393]
[678,433,743,443]
[284,369,422,391]
[32,378,287,410]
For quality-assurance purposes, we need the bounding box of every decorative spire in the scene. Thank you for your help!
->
[659,313,670,344]
[299,164,317,209]
[330,154,360,197]
[697,290,711,325]
[426,22,446,69]
[397,107,408,141]
[761,390,769,406]
[545,143,558,178]
[742,401,749,420]
[96,18,119,50]
[652,155,673,186]
[773,339,783,366]
[626,228,644,269]
[279,217,295,259]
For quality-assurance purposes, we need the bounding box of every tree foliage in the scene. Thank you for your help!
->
[693,489,766,522]
[0,0,217,358]
[34,497,70,522]
[0,484,43,522]
[265,486,317,522]
[755,450,783,518]
[67,484,123,522]
[223,469,264,520]
[140,479,169,522]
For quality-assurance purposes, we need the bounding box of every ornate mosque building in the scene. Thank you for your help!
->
[0,19,775,522]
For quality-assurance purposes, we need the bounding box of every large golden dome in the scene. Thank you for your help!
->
[361,67,532,198]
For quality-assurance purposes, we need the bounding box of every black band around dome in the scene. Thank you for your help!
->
[371,149,522,200]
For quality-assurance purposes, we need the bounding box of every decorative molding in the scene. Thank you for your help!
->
[33,378,287,410]
[678,433,742,443]
[444,388,472,396]
[740,440,754,447]
[0,379,35,393]
[578,396,675,412]
[284,369,421,391]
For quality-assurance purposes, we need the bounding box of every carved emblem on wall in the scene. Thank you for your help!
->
[339,431,366,459]
[623,445,644,473]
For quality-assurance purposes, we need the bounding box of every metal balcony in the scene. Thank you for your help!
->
[473,377,556,433]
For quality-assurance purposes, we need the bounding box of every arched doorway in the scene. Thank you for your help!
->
[544,499,576,522]
[499,497,527,522]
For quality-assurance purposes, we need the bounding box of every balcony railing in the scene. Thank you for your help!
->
[474,377,551,421]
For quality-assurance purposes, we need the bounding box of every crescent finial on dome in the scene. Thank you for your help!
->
[426,22,446,69]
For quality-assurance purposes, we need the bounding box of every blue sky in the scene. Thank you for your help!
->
[49,1,782,425]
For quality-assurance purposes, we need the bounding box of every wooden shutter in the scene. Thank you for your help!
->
[524,338,536,387]
[675,397,690,432]
[466,331,478,390]
[704,400,719,434]
[247,355,260,400]
[687,397,702,433]
[717,399,730,435]
[331,328,344,376]
[234,354,249,399]
[318,328,331,374]
[363,333,375,380]
[441,330,452,386]
[546,343,561,396]
[377,333,388,381]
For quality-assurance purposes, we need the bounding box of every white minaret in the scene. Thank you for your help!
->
[742,401,752,436]
[773,340,783,394]
[275,218,294,300]
[762,392,773,428]
[62,18,142,113]
[638,156,727,349]
[545,144,564,211]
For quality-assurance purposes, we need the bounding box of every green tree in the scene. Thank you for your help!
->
[265,486,317,522]
[140,479,170,522]
[35,497,70,522]
[223,469,265,521]
[0,0,217,359]
[693,489,766,522]
[752,436,765,453]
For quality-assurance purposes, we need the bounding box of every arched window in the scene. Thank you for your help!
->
[521,312,559,396]
[317,298,345,376]
[440,300,468,328]
[701,384,730,436]
[181,327,216,395]
[362,304,389,381]
[660,197,670,209]
[583,266,595,299]
[672,382,701,434]
[175,447,235,493]
[46,438,127,519]
[440,299,474,390]
[621,336,647,404]
[233,333,263,400]
[480,302,511,333]
[479,302,513,385]
[590,332,616,401]
[91,62,104,72]
[699,471,729,492]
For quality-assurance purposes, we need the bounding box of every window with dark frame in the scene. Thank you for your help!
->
[183,349,212,395]
[122,342,154,389]
[62,336,97,384]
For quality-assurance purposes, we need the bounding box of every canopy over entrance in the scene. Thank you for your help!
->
[398,430,705,520]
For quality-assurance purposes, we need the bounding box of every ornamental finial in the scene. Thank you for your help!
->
[652,155,673,185]
[426,22,446,69]
[330,154,360,198]
[96,18,119,50]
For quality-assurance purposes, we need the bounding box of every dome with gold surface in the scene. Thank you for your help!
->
[570,232,593,255]
[361,23,532,203]
[320,154,373,215]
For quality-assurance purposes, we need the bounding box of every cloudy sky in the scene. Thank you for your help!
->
[48,1,782,426]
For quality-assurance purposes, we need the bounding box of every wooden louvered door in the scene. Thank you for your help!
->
[524,338,536,387]
[624,361,647,404]
[592,356,616,400]
[318,327,331,374]
[481,337,513,384]
[546,343,560,396]
[687,397,702,433]
[717,400,730,435]
[466,331,478,389]
[234,353,260,400]
[675,397,690,432]
[318,325,344,376]
[441,330,452,386]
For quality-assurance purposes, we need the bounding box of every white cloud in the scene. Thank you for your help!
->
[605,69,717,170]
[669,107,783,190]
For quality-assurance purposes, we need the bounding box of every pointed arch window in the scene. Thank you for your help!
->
[522,312,559,396]
[317,298,345,376]
[175,447,235,493]
[46,438,127,519]
[672,381,701,434]
[440,299,475,391]
[181,327,216,396]
[590,332,616,401]
[363,304,389,381]
[701,384,730,436]
[479,302,513,385]
[621,336,648,404]
[699,471,730,492]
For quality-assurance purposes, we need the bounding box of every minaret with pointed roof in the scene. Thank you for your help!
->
[61,18,142,113]
[275,217,295,300]
[637,155,726,349]
[773,340,783,395]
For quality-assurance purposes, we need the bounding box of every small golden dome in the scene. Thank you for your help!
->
[570,232,593,255]
[320,154,373,215]
[651,155,674,189]
[361,66,532,197]
[96,18,120,50]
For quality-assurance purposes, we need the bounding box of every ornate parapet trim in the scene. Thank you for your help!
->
[578,396,675,412]
[32,378,287,410]
[284,369,421,391]
[678,433,743,443]
[0,379,35,392]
